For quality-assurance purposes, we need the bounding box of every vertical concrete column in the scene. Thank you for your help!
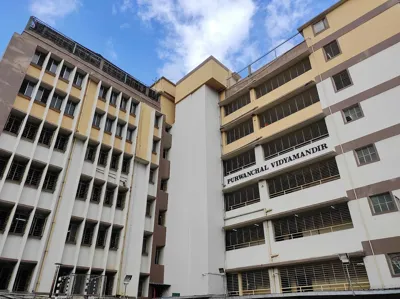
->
[254,144,264,165]
[269,268,282,294]
[237,273,243,296]
[258,179,269,205]
[249,89,256,102]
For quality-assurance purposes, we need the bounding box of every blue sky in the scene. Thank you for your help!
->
[0,0,338,85]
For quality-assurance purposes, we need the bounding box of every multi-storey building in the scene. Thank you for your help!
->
[0,0,399,298]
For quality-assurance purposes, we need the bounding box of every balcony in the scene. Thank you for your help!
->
[150,264,164,284]
[159,158,170,180]
[162,131,172,149]
[157,190,168,211]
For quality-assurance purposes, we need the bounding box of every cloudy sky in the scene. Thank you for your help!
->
[0,0,337,84]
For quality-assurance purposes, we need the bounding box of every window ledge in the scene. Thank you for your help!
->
[130,113,136,117]
[98,97,106,102]
[126,140,133,144]
[28,235,42,239]
[90,200,100,204]
[49,107,61,113]
[59,77,69,83]
[92,125,100,130]
[115,135,123,140]
[53,148,66,153]
[65,240,77,245]
[96,245,105,249]
[110,103,117,108]
[104,203,113,207]
[104,131,112,136]
[81,243,92,247]
[30,62,42,70]
[116,207,124,211]
[75,197,87,201]
[18,93,32,100]
[34,100,47,107]
[120,108,126,112]
[42,189,55,194]
[45,70,56,77]
[64,114,74,119]
[72,84,82,90]
[8,232,24,236]
[110,247,118,251]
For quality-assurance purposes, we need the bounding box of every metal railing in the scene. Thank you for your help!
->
[226,239,265,251]
[281,281,370,293]
[242,288,271,295]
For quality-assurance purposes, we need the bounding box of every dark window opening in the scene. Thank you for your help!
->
[332,69,352,91]
[224,93,251,116]
[223,149,255,176]
[226,223,264,251]
[29,212,48,237]
[225,184,260,211]
[82,222,96,246]
[226,119,254,144]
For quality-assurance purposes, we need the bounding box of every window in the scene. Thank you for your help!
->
[82,222,96,246]
[9,211,30,234]
[263,119,328,160]
[130,101,137,115]
[54,132,69,151]
[149,169,155,184]
[332,69,352,91]
[226,223,264,251]
[259,86,319,128]
[0,156,9,179]
[85,144,97,162]
[38,127,54,146]
[110,91,118,105]
[4,114,23,134]
[226,119,254,144]
[76,179,90,199]
[255,57,312,99]
[13,263,35,292]
[29,213,47,237]
[60,65,72,81]
[122,157,130,174]
[146,201,152,217]
[65,101,77,117]
[225,184,260,211]
[73,72,84,87]
[343,104,363,123]
[22,122,39,140]
[50,93,64,110]
[43,170,58,192]
[91,184,102,203]
[92,112,102,128]
[158,211,166,226]
[313,18,328,34]
[110,228,120,250]
[6,160,26,182]
[25,166,43,187]
[138,277,145,297]
[369,193,398,215]
[66,220,80,243]
[163,149,169,159]
[152,140,158,153]
[154,115,160,128]
[117,191,126,210]
[0,207,11,232]
[98,149,109,166]
[35,86,51,104]
[116,123,124,138]
[324,40,340,60]
[46,58,59,74]
[267,158,340,198]
[273,203,352,241]
[227,274,239,296]
[19,79,36,98]
[155,247,163,264]
[120,97,128,110]
[111,153,119,170]
[388,253,400,276]
[104,188,115,206]
[355,144,379,166]
[32,50,46,66]
[224,93,251,116]
[160,180,168,192]
[142,236,148,254]
[241,270,270,295]
[99,85,108,100]
[105,118,114,133]
[223,149,256,176]
[96,225,108,247]
[126,127,134,142]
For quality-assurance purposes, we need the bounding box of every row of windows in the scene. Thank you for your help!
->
[225,223,264,251]
[92,111,136,142]
[85,145,132,174]
[224,183,260,211]
[0,207,48,237]
[224,93,251,116]
[226,119,254,144]
[223,149,255,176]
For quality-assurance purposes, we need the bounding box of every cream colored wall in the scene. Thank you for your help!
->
[154,78,176,98]
[26,65,41,79]
[135,103,152,162]
[46,109,60,126]
[160,95,175,125]
[13,96,30,113]
[56,80,68,93]
[302,0,386,45]
[30,102,45,119]
[77,80,97,136]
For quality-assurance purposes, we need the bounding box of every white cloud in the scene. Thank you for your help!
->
[135,0,257,82]
[112,4,118,15]
[120,23,131,29]
[106,38,118,61]
[120,0,133,12]
[29,0,81,25]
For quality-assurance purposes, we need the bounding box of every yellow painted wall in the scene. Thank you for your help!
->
[30,102,45,119]
[114,137,123,151]
[26,65,41,79]
[56,80,69,93]
[46,109,60,126]
[176,58,230,103]
[128,114,136,126]
[154,127,160,137]
[77,80,97,136]
[125,141,133,154]
[90,127,100,141]
[13,96,30,113]
[42,72,55,86]
[222,102,323,155]
[70,86,81,98]
[108,105,117,117]
[103,132,112,146]
[61,116,73,131]
[119,110,127,120]
[135,103,152,162]
[153,78,176,97]
[302,0,386,45]
[96,98,106,112]
[160,95,175,125]
[151,152,159,165]
[310,7,400,75]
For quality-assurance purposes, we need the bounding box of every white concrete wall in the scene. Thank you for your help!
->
[164,85,225,296]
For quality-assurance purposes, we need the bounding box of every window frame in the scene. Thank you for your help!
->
[368,192,399,216]
[105,118,114,133]
[65,100,77,117]
[354,144,380,166]
[60,65,72,81]
[42,171,59,192]
[46,58,59,74]
[9,212,30,235]
[28,213,48,238]
[35,86,51,104]
[19,80,36,98]
[312,17,329,36]
[332,69,353,92]
[342,103,364,124]
[387,253,400,277]
[50,93,64,111]
[323,40,341,61]
[126,127,134,142]
[92,112,102,128]
[73,72,84,87]
[32,50,46,67]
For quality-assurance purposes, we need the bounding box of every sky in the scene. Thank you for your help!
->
[0,0,338,85]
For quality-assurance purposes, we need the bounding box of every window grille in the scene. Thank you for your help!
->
[92,112,102,128]
[65,101,76,116]
[111,154,119,170]
[4,114,23,134]
[76,180,89,199]
[343,104,363,123]
[324,40,340,60]
[279,258,369,293]
[12,263,35,292]
[227,273,239,296]
[369,192,397,214]
[22,122,39,140]
[50,93,64,110]
[268,158,340,198]
[110,228,120,250]
[29,213,47,237]
[355,144,378,165]
[0,156,9,178]
[117,192,126,210]
[10,212,30,234]
[104,188,114,206]
[273,203,353,242]
[122,157,130,173]
[224,184,260,211]
[35,86,51,104]
[242,270,270,295]
[54,133,69,151]
[110,91,118,105]
[43,171,58,191]
[116,123,124,137]
[0,260,15,290]
[226,223,264,251]
[66,221,80,243]
[32,50,46,66]
[224,93,251,116]
[38,127,54,146]
[255,57,312,99]
[0,208,11,232]
[333,70,352,91]
[259,87,319,128]
[226,119,254,144]
[6,161,26,182]
[91,185,102,203]
[223,149,256,176]
[82,223,95,246]
[263,119,328,161]
[98,150,108,166]
[85,145,97,162]
[96,226,108,247]
[388,253,400,275]
[19,79,36,98]
[25,166,43,187]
